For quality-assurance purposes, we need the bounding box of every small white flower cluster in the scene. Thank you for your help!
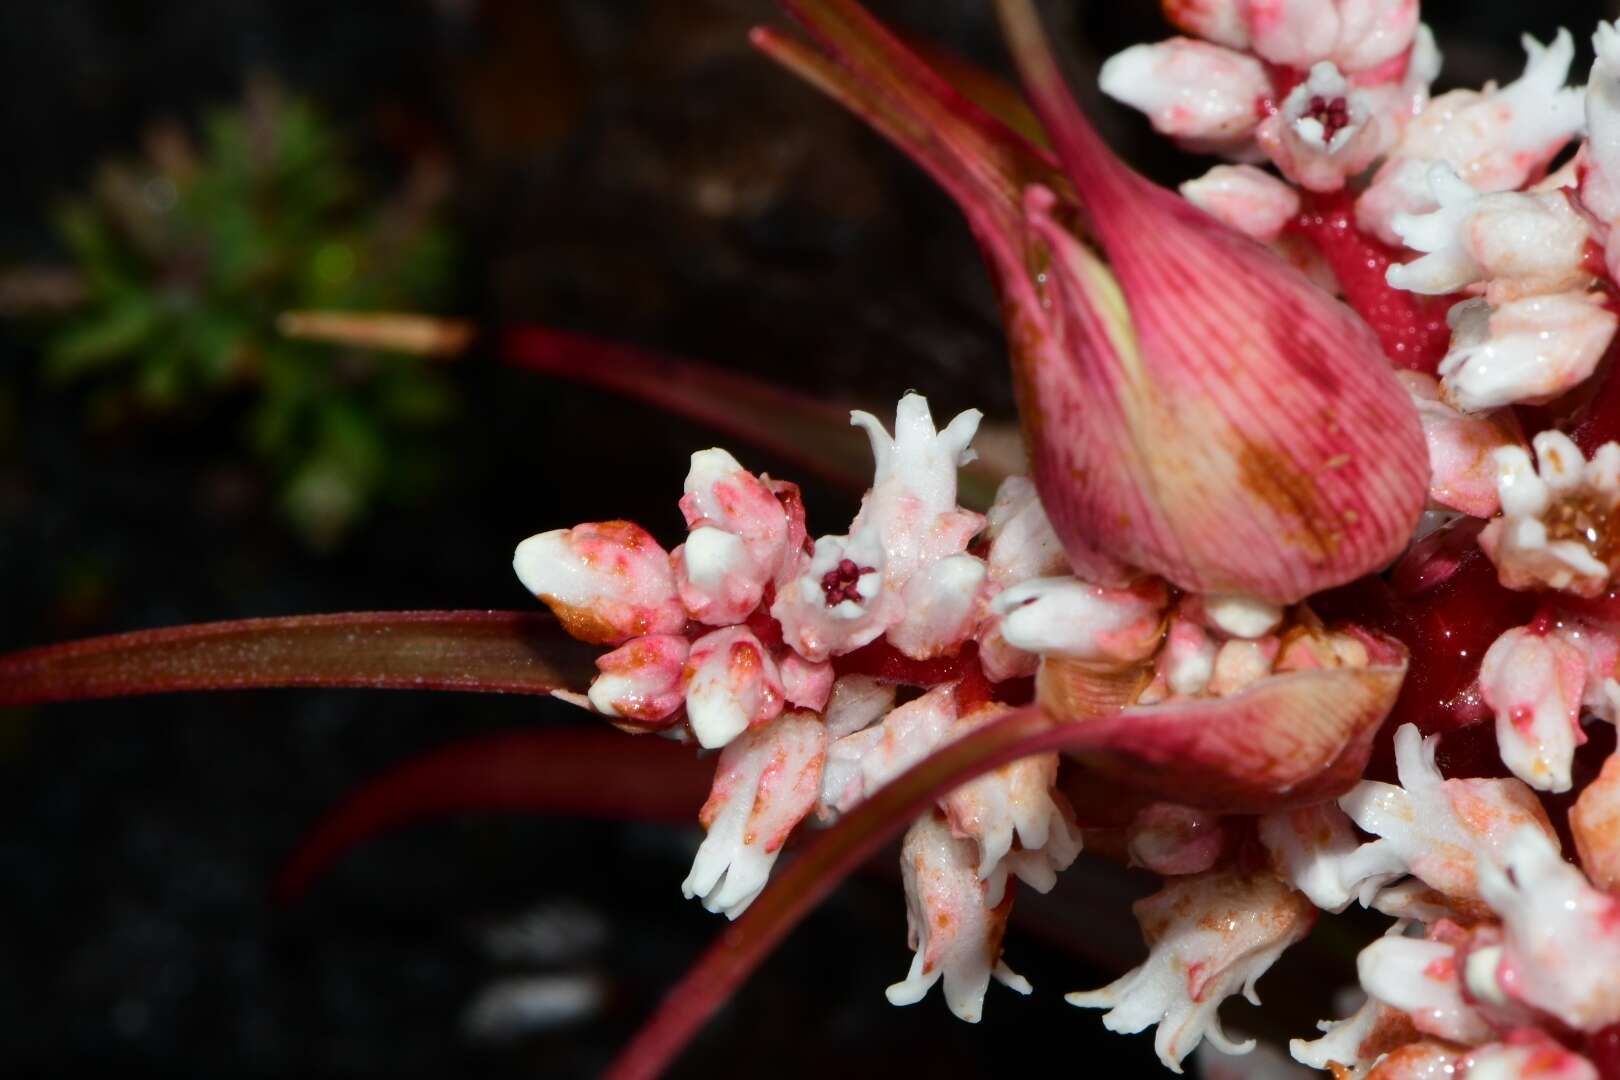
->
[516,393,1098,1020]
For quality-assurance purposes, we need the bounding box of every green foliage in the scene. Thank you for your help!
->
[45,82,457,547]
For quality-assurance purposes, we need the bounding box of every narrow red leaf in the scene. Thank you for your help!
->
[502,326,874,491]
[501,325,1016,508]
[274,728,713,905]
[0,611,598,705]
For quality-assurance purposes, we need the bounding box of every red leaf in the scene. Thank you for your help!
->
[0,611,598,705]
[274,728,713,905]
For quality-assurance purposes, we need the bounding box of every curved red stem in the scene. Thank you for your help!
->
[274,728,713,905]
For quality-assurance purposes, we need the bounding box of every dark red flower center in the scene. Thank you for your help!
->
[1305,94,1351,142]
[820,558,873,607]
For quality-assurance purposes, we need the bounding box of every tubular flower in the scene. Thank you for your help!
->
[1067,868,1317,1072]
[1482,434,1620,597]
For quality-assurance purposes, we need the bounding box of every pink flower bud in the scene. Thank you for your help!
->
[684,626,785,749]
[587,634,690,726]
[513,521,685,645]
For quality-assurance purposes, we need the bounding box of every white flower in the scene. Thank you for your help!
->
[1357,931,1493,1045]
[1386,166,1594,298]
[977,475,1070,681]
[1181,164,1303,242]
[1479,625,1587,793]
[821,675,895,739]
[847,392,985,591]
[683,626,785,749]
[1358,30,1584,244]
[1400,370,1521,516]
[1259,801,1372,913]
[1461,1035,1599,1080]
[939,704,1083,889]
[1480,433,1620,597]
[818,682,957,820]
[886,811,1029,1023]
[1289,990,1411,1075]
[990,576,1166,663]
[1476,826,1620,1030]
[682,711,826,919]
[1583,22,1620,225]
[1439,293,1616,412]
[1067,869,1316,1073]
[1259,62,1388,191]
[771,529,896,662]
[1098,39,1270,149]
[1334,724,1561,906]
[888,553,987,661]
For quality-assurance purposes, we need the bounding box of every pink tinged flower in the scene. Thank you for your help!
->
[848,393,985,590]
[1290,992,1420,1075]
[1438,295,1617,413]
[1582,24,1620,230]
[996,19,1427,607]
[679,448,792,580]
[1364,1042,1476,1079]
[1066,868,1317,1072]
[1460,1034,1600,1080]
[778,651,833,712]
[1259,800,1374,912]
[1180,165,1303,243]
[1097,38,1270,149]
[1337,725,1560,907]
[1386,169,1596,302]
[1481,434,1620,597]
[818,682,956,821]
[1479,626,1587,793]
[1358,30,1584,244]
[1476,827,1620,1031]
[940,704,1083,887]
[1400,371,1521,517]
[587,634,690,726]
[674,527,765,626]
[683,626,785,750]
[1357,933,1493,1045]
[888,554,987,661]
[1126,802,1225,876]
[1258,62,1389,192]
[976,476,1069,681]
[1572,753,1620,892]
[1153,613,1219,698]
[1206,636,1283,696]
[770,529,896,662]
[886,810,1029,1023]
[513,521,685,646]
[983,476,1068,590]
[682,711,826,919]
[990,576,1167,664]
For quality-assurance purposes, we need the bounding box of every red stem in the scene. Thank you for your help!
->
[0,610,598,705]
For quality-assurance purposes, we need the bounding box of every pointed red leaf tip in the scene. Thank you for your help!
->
[274,728,713,906]
[0,611,599,706]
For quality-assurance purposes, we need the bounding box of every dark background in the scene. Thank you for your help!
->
[0,2,1609,1076]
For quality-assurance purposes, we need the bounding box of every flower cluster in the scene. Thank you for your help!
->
[517,0,1620,1074]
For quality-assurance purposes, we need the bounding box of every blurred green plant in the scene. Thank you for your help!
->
[42,79,457,547]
